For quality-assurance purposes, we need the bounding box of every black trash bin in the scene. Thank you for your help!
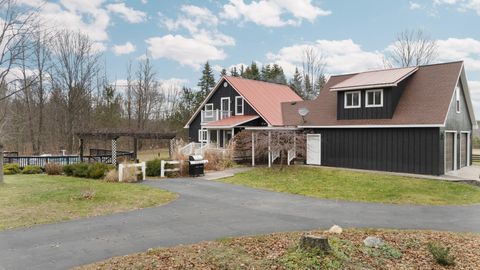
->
[188,155,208,177]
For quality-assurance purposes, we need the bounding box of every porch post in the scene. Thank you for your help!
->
[111,138,117,166]
[268,131,272,168]
[251,131,255,167]
[207,129,211,145]
[216,130,220,148]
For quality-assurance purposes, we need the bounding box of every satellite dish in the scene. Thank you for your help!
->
[298,107,309,117]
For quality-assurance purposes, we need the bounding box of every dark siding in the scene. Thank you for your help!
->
[311,127,441,175]
[337,76,410,120]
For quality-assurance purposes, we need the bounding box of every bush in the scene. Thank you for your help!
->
[104,169,119,182]
[63,164,75,176]
[21,165,43,174]
[87,163,112,179]
[427,242,455,266]
[146,159,161,177]
[72,163,90,178]
[45,163,63,175]
[3,163,20,175]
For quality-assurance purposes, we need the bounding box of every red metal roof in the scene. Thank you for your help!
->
[203,115,259,128]
[224,76,303,126]
[330,66,418,91]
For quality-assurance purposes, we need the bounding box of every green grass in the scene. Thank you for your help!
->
[0,174,177,230]
[220,166,480,205]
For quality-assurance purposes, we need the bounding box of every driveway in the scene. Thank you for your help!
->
[1,177,479,270]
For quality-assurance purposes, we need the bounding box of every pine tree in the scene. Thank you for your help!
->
[239,65,245,77]
[243,62,260,80]
[269,64,287,84]
[197,61,216,96]
[289,67,303,97]
[304,74,313,99]
[230,66,239,77]
[314,74,326,96]
[220,68,227,77]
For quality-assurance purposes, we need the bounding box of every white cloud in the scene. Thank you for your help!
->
[436,38,480,71]
[112,42,136,55]
[409,1,422,9]
[468,80,480,118]
[106,3,147,23]
[434,0,480,14]
[146,35,227,69]
[266,39,384,77]
[221,0,331,27]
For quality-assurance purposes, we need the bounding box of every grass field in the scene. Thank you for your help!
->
[0,174,177,230]
[77,229,480,270]
[220,166,480,205]
[137,148,170,162]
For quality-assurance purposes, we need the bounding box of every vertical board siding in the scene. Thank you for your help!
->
[312,127,441,175]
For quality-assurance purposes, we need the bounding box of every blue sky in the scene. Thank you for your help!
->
[25,0,480,114]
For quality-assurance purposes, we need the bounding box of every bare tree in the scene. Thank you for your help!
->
[50,30,101,152]
[125,60,133,129]
[384,29,438,68]
[133,57,160,130]
[302,46,327,100]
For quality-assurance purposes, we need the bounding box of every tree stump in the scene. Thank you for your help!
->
[299,235,331,252]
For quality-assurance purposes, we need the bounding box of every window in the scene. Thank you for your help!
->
[198,129,208,143]
[204,103,214,118]
[455,86,460,113]
[344,91,361,108]
[366,89,383,107]
[220,97,230,119]
[235,96,244,115]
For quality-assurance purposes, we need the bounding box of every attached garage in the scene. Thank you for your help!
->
[445,132,456,172]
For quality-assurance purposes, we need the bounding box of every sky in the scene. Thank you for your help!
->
[21,0,480,116]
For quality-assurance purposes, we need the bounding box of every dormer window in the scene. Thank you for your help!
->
[235,96,244,115]
[344,91,361,109]
[455,86,460,113]
[366,89,383,108]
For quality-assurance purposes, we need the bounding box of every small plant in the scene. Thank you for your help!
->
[103,169,119,182]
[87,163,112,179]
[380,244,402,259]
[77,188,96,200]
[3,163,21,175]
[21,165,43,174]
[427,242,455,266]
[63,164,75,176]
[146,159,161,177]
[45,163,64,175]
[72,163,90,178]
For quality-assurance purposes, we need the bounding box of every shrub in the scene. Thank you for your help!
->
[427,242,455,266]
[72,163,90,178]
[146,159,161,177]
[87,163,112,179]
[120,164,140,183]
[45,163,63,175]
[63,164,75,176]
[104,169,119,182]
[21,165,43,174]
[3,163,21,175]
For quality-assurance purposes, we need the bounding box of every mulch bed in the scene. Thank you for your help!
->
[77,229,480,270]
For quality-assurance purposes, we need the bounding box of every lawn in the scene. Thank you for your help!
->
[220,166,480,205]
[77,229,480,270]
[137,148,170,162]
[0,174,177,230]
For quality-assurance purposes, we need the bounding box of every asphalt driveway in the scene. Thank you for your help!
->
[1,177,479,270]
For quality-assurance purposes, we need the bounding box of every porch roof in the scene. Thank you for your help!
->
[202,115,259,129]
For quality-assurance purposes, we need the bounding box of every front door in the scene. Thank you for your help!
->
[306,134,321,165]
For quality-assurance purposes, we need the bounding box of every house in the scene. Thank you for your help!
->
[282,61,477,175]
[184,76,303,148]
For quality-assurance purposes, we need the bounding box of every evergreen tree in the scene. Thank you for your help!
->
[220,68,227,77]
[230,66,239,77]
[314,74,327,96]
[197,61,216,95]
[269,64,287,84]
[239,65,245,77]
[304,74,313,99]
[243,62,260,80]
[289,67,303,97]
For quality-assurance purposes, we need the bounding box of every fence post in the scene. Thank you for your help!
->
[160,160,165,178]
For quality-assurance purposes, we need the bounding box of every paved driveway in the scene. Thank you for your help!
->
[1,178,479,270]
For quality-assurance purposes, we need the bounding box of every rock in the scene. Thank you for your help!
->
[328,225,343,234]
[363,236,384,248]
[299,235,331,252]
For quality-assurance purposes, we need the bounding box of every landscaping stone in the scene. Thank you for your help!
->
[299,235,331,252]
[328,224,343,234]
[363,236,384,248]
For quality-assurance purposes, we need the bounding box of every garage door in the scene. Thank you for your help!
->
[460,133,468,168]
[445,132,455,172]
[306,134,321,165]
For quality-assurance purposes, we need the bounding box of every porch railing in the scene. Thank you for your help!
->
[201,109,231,123]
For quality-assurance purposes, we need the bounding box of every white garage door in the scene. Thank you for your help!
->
[307,134,321,165]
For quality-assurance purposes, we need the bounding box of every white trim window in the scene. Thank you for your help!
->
[198,129,208,143]
[344,91,361,109]
[455,86,460,113]
[204,103,214,117]
[235,96,244,115]
[220,97,230,119]
[366,89,383,107]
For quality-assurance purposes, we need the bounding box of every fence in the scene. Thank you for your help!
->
[2,149,135,168]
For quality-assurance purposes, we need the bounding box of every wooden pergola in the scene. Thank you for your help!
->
[75,131,176,165]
